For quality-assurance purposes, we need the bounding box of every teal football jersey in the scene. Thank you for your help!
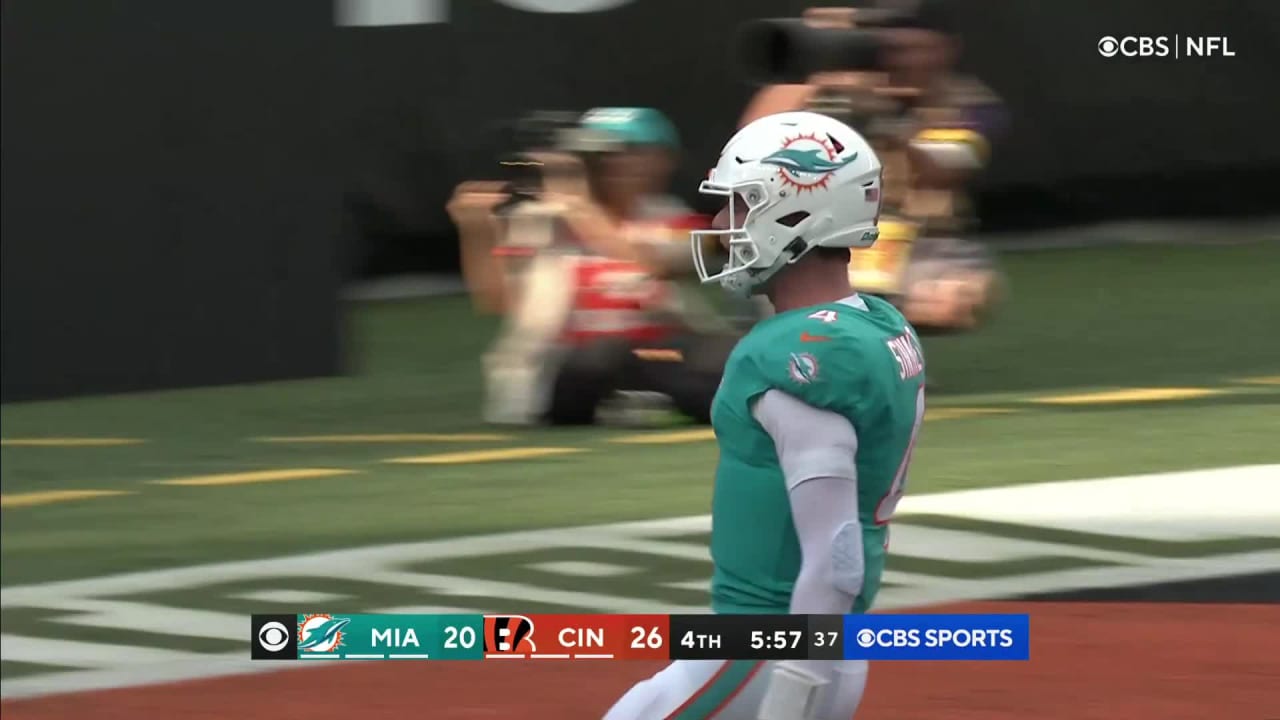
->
[708,294,926,614]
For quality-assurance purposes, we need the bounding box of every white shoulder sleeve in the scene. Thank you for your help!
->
[753,389,865,614]
[752,389,858,491]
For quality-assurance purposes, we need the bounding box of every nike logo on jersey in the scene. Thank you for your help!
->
[800,332,832,343]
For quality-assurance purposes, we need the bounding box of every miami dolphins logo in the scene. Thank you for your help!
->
[761,133,857,193]
[297,614,350,653]
[788,352,820,384]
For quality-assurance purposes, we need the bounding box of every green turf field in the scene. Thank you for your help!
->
[1,241,1278,694]
[2,241,1278,585]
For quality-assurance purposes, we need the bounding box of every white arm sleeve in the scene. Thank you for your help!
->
[753,389,865,615]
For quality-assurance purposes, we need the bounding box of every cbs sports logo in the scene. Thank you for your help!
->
[854,627,1015,649]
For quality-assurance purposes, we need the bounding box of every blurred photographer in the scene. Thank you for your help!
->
[448,108,735,426]
[735,1,1007,335]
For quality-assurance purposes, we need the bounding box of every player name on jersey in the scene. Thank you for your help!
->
[251,613,1028,661]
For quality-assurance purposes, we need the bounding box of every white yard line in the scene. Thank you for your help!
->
[0,636,214,670]
[1,464,1276,701]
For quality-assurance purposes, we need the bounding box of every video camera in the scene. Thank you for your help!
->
[493,110,626,211]
[493,111,578,207]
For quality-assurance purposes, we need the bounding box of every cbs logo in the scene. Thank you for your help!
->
[1098,36,1171,58]
[257,621,291,652]
[855,628,919,647]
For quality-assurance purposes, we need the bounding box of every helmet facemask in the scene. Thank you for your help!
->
[691,179,790,296]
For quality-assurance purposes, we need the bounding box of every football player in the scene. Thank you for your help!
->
[602,111,925,720]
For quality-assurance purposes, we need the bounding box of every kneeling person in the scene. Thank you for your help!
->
[483,108,735,426]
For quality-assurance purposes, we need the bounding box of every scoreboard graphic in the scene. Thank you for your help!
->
[251,613,1030,661]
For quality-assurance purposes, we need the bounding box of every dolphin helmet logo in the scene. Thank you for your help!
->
[760,133,857,192]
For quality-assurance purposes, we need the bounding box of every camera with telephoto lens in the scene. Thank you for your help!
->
[734,18,887,85]
[733,1,957,85]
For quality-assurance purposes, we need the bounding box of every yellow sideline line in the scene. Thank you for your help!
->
[1031,387,1225,405]
[253,433,510,444]
[153,468,358,487]
[610,429,716,445]
[387,447,585,465]
[1,490,135,508]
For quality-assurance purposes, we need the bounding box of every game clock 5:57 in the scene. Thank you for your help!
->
[751,629,803,651]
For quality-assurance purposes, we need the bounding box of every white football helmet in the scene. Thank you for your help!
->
[691,111,883,296]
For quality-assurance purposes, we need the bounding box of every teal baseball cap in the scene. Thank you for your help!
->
[578,107,680,150]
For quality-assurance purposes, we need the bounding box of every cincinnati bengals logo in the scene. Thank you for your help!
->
[483,615,537,655]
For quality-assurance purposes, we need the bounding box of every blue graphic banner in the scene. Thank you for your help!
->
[842,613,1030,660]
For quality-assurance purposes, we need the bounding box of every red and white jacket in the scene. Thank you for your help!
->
[561,256,675,346]
[491,211,709,350]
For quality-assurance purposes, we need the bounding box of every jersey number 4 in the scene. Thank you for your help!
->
[874,385,925,526]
